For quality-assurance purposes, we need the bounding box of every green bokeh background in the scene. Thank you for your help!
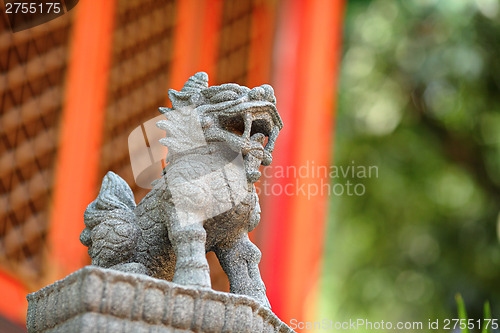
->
[321,0,500,329]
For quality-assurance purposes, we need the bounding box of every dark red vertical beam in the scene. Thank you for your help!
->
[259,0,306,316]
[48,0,117,280]
[0,269,28,324]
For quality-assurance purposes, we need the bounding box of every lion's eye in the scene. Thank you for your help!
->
[210,91,240,104]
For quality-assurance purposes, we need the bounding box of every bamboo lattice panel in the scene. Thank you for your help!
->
[0,12,74,286]
[216,0,254,85]
[98,0,176,203]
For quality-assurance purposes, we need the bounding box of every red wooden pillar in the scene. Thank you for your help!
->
[260,0,345,328]
[0,270,28,325]
[48,0,117,281]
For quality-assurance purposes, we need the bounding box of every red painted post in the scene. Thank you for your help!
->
[48,0,117,280]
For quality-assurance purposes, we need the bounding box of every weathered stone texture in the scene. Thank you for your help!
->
[27,266,295,333]
[79,72,283,308]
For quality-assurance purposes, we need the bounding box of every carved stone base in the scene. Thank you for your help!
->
[27,266,295,333]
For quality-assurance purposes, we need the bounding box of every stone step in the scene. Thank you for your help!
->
[27,266,295,333]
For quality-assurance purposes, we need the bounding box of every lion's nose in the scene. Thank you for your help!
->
[249,85,276,104]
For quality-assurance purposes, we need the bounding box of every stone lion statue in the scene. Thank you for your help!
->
[79,72,282,308]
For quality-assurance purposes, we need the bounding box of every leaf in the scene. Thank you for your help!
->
[456,293,470,333]
[482,301,492,333]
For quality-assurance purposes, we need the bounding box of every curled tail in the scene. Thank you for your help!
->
[80,172,141,269]
[84,171,136,220]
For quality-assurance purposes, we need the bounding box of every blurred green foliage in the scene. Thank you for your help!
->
[321,0,500,327]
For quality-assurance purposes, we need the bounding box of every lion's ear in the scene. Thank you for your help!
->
[168,89,191,109]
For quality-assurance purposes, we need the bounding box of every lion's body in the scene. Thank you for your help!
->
[132,143,259,281]
[80,73,281,308]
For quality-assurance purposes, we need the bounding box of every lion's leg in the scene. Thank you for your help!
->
[215,233,270,308]
[169,221,211,288]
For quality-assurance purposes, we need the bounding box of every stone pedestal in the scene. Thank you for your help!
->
[27,266,295,333]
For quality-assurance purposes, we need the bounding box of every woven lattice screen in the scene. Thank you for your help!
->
[216,0,254,85]
[98,0,176,203]
[0,13,73,286]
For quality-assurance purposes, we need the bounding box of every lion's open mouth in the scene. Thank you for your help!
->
[216,101,281,150]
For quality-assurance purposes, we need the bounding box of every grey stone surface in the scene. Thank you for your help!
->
[79,72,283,308]
[27,266,295,333]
